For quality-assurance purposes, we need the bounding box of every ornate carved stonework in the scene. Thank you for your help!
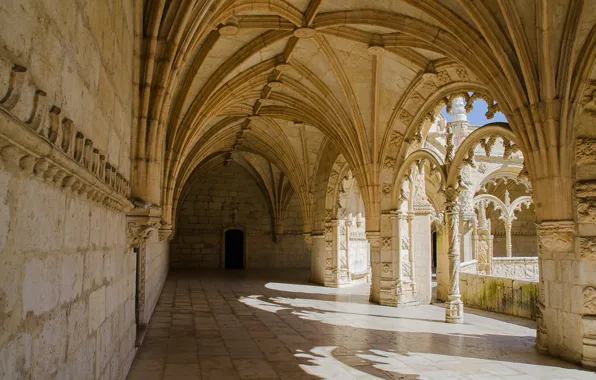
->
[382,183,391,195]
[580,238,596,260]
[127,221,161,247]
[127,206,162,247]
[0,64,133,212]
[455,67,469,80]
[576,137,596,165]
[398,109,413,125]
[389,130,402,147]
[536,221,575,254]
[383,157,396,169]
[582,81,596,107]
[410,92,424,105]
[584,287,596,315]
[577,180,596,223]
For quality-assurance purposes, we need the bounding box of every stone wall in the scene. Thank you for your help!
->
[171,162,309,269]
[0,171,136,379]
[0,1,138,379]
[460,272,539,320]
[143,238,169,324]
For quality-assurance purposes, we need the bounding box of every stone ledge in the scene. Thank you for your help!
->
[0,64,133,212]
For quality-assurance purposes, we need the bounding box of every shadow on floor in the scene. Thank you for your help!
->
[128,269,594,380]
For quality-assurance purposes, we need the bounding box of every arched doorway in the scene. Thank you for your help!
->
[224,229,244,269]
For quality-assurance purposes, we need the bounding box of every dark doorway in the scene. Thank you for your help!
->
[225,229,244,269]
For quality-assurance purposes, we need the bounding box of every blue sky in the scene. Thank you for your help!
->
[440,98,507,126]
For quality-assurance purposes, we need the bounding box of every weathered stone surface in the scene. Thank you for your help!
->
[88,286,106,334]
[60,253,83,304]
[0,333,31,380]
[32,309,67,379]
[23,256,60,315]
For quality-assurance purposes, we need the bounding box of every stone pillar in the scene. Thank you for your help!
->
[407,212,417,295]
[577,178,596,368]
[379,213,395,306]
[127,207,162,326]
[324,219,349,287]
[504,221,513,257]
[435,222,450,302]
[412,208,433,304]
[367,231,382,303]
[394,211,407,304]
[345,218,352,280]
[535,221,579,361]
[310,231,326,284]
[459,166,475,262]
[475,200,493,274]
[445,189,464,323]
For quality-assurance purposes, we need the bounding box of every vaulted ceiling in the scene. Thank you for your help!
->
[134,0,596,229]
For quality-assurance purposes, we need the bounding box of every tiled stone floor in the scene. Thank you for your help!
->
[127,270,596,380]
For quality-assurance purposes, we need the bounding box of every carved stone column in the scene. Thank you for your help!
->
[127,206,162,326]
[407,212,417,295]
[459,165,476,262]
[394,211,406,305]
[324,219,349,287]
[475,200,493,274]
[445,188,464,324]
[379,213,395,306]
[367,231,382,303]
[577,179,596,367]
[504,221,513,257]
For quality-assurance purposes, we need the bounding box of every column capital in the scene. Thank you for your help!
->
[127,205,162,247]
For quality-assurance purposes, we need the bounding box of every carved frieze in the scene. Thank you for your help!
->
[398,109,413,125]
[410,92,424,106]
[389,130,403,147]
[0,64,132,212]
[455,67,469,81]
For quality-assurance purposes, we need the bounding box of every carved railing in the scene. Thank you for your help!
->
[0,64,133,212]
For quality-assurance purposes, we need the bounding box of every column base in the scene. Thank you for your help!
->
[582,316,596,368]
[446,296,464,323]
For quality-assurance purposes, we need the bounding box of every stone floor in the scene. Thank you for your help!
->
[127,270,596,380]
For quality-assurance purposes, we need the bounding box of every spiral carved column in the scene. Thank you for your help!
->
[445,189,464,323]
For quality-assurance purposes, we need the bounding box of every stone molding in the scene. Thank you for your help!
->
[0,64,133,212]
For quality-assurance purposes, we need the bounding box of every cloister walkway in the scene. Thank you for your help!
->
[127,270,595,380]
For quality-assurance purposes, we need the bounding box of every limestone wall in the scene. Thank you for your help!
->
[0,171,136,379]
[143,238,169,324]
[460,272,539,320]
[0,1,138,379]
[171,162,309,269]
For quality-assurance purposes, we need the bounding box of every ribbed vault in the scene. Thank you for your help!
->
[132,0,596,234]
